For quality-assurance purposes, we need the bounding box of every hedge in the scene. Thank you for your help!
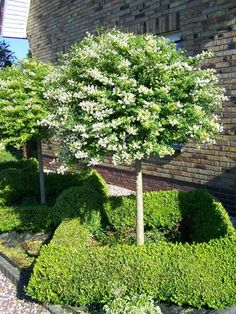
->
[27,189,236,309]
[0,158,38,172]
[0,168,38,204]
[0,204,51,232]
[45,169,109,203]
[26,234,236,309]
[49,219,94,249]
[104,190,235,243]
[0,167,109,205]
[48,185,105,232]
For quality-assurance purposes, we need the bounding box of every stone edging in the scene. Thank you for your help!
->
[0,253,67,314]
[0,252,235,314]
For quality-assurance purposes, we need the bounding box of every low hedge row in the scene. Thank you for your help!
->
[49,219,93,249]
[27,234,236,309]
[0,204,51,232]
[0,165,109,205]
[45,169,109,204]
[104,190,235,243]
[0,158,38,172]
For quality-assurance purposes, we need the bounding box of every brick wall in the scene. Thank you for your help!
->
[27,0,236,214]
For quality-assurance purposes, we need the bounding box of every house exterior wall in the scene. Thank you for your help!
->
[27,0,236,214]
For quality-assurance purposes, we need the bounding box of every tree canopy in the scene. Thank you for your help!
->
[0,58,52,148]
[43,30,225,166]
[0,58,53,204]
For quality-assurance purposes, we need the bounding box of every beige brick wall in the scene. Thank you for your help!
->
[27,0,236,213]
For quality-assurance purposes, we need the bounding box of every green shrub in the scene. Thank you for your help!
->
[45,169,108,203]
[178,189,235,242]
[50,219,97,249]
[27,235,236,309]
[104,190,234,243]
[0,166,109,206]
[44,172,87,203]
[82,169,109,200]
[26,189,235,309]
[105,190,181,230]
[0,204,51,232]
[0,158,38,172]
[49,185,105,232]
[0,168,38,204]
[0,158,39,204]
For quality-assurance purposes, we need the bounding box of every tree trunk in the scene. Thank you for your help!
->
[37,140,46,204]
[22,143,29,159]
[135,159,144,246]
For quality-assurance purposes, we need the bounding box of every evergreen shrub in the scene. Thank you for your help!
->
[50,219,94,249]
[27,235,236,309]
[0,158,38,172]
[104,190,234,243]
[0,168,38,204]
[26,189,235,309]
[45,169,109,203]
[49,186,105,232]
[0,204,51,232]
[0,166,108,206]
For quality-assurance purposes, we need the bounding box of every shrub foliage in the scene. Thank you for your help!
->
[104,190,234,243]
[0,160,108,205]
[27,188,235,309]
[0,204,51,232]
[27,234,236,309]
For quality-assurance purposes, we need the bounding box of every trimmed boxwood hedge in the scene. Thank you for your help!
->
[26,234,236,309]
[0,166,109,205]
[0,158,38,172]
[44,169,109,204]
[49,219,97,249]
[104,190,235,243]
[48,185,105,232]
[0,204,51,232]
[26,189,236,310]
[0,168,38,204]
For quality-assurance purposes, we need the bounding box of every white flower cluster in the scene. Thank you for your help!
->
[42,30,226,166]
[85,68,114,86]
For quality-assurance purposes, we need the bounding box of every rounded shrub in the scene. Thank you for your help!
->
[81,169,109,200]
[44,169,109,204]
[178,189,235,242]
[49,185,105,231]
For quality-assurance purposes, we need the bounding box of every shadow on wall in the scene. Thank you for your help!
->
[206,165,236,215]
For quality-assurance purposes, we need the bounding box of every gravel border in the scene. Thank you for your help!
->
[0,253,49,314]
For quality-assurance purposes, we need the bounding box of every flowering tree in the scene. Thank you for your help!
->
[44,30,226,245]
[0,58,53,204]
